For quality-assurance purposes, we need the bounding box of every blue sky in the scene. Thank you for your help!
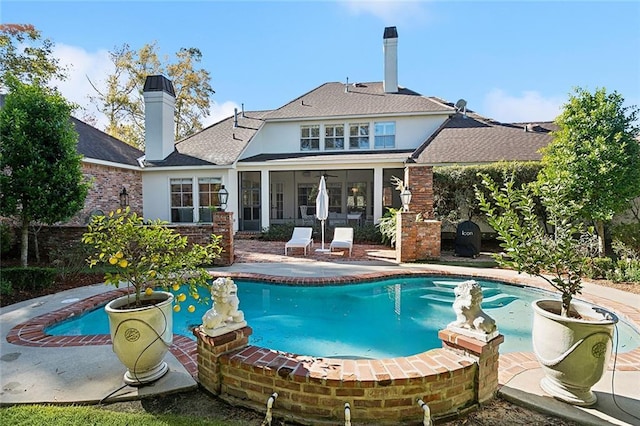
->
[3,0,639,128]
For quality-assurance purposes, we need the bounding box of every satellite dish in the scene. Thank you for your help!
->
[455,99,467,112]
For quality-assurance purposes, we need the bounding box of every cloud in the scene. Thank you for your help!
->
[51,43,113,127]
[482,89,563,123]
[50,43,239,131]
[203,101,239,127]
[340,0,429,25]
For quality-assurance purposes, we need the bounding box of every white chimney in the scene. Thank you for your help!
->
[143,75,176,161]
[383,26,398,93]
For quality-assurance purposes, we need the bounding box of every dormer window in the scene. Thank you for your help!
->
[374,121,396,148]
[300,125,320,151]
[349,123,369,149]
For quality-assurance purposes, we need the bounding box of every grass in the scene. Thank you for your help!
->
[0,404,243,426]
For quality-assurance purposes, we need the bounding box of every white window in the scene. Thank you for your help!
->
[374,121,396,148]
[198,178,222,222]
[324,124,344,150]
[170,178,193,222]
[300,125,320,151]
[349,123,369,149]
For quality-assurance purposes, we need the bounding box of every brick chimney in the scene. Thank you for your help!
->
[143,75,176,161]
[383,26,398,93]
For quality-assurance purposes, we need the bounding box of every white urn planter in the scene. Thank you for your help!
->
[532,299,618,406]
[105,291,174,385]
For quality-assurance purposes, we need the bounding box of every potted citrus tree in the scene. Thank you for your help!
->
[477,175,618,406]
[82,208,221,385]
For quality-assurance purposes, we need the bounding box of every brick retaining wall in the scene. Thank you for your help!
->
[27,212,234,266]
[194,325,503,424]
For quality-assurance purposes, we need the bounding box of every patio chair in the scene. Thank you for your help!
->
[285,227,314,255]
[300,205,316,225]
[329,227,354,257]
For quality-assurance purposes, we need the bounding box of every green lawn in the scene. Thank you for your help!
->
[0,405,244,426]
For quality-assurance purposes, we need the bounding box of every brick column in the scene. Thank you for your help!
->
[396,212,416,263]
[193,325,252,394]
[396,213,441,262]
[213,211,234,266]
[438,329,504,403]
[407,165,434,219]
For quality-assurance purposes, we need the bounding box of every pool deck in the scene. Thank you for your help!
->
[1,245,639,425]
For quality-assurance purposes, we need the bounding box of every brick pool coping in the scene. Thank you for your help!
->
[6,268,640,386]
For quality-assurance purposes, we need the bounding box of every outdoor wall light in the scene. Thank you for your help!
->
[218,185,229,211]
[400,187,412,212]
[119,187,129,208]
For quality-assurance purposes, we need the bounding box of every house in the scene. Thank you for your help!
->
[134,27,552,233]
[68,117,144,226]
[63,27,552,235]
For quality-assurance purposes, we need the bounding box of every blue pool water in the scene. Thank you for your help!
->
[47,277,640,359]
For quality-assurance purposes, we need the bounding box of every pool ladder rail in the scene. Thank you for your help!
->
[344,402,351,426]
[417,398,433,426]
[260,393,431,425]
[261,392,278,426]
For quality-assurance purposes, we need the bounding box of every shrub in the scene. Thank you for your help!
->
[0,277,12,296]
[611,222,640,257]
[0,222,14,255]
[585,257,614,280]
[377,208,399,247]
[353,223,382,243]
[49,240,94,283]
[606,259,640,283]
[259,223,300,241]
[1,267,57,291]
[434,162,542,224]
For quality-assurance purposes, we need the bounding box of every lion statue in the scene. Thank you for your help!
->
[202,277,245,332]
[449,280,496,334]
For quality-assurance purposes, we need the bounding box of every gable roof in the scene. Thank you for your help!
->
[411,112,557,165]
[264,82,453,120]
[147,82,454,167]
[73,117,143,167]
[144,110,270,167]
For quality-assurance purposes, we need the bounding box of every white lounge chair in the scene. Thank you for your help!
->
[285,227,314,255]
[329,227,353,256]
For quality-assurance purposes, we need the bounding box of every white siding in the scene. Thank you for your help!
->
[240,114,448,159]
[142,169,236,224]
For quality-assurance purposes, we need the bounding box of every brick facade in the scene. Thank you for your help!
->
[195,325,503,424]
[66,163,143,226]
[396,212,441,262]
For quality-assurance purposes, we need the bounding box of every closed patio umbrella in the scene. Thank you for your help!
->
[315,175,330,252]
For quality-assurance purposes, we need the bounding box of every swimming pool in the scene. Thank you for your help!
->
[47,276,640,358]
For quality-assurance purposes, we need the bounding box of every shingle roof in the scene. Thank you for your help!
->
[411,113,557,164]
[145,111,269,167]
[73,117,143,167]
[240,149,413,164]
[264,82,453,120]
[144,82,453,167]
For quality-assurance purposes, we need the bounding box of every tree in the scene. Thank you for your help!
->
[538,87,640,256]
[89,42,215,149]
[82,208,222,308]
[0,76,89,266]
[0,24,67,88]
[477,174,596,317]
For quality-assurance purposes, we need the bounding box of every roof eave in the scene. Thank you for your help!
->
[82,157,141,171]
[264,110,452,123]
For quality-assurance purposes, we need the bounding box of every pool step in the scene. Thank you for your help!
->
[419,292,518,308]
